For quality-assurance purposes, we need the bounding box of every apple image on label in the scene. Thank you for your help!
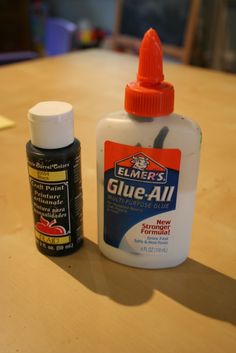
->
[35,216,66,235]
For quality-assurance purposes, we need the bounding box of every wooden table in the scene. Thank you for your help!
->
[0,50,235,353]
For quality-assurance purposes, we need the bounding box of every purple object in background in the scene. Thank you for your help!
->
[0,51,38,65]
[45,18,77,56]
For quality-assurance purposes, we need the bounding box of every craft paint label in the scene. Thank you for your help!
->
[104,141,181,254]
[28,154,83,254]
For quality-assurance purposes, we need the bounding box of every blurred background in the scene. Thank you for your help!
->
[0,0,235,72]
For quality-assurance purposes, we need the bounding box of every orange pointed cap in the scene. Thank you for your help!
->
[125,28,174,117]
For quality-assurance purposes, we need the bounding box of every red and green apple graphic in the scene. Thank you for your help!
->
[35,216,66,236]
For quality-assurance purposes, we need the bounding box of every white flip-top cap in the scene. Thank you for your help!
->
[28,101,74,149]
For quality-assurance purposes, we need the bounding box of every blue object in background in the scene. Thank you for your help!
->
[45,18,77,56]
[0,51,38,65]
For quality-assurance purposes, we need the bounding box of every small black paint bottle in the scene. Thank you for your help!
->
[26,101,83,256]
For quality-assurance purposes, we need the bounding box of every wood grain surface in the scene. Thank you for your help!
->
[0,50,235,353]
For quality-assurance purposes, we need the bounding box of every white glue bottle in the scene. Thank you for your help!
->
[96,28,201,269]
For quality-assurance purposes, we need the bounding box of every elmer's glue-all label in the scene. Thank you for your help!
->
[104,141,181,254]
[96,29,201,268]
